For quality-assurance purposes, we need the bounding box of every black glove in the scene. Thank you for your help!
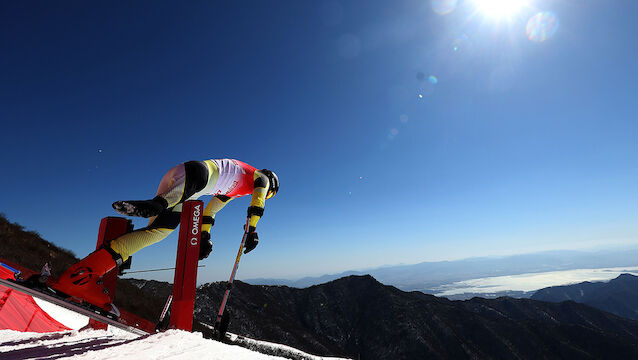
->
[199,231,213,260]
[244,229,259,254]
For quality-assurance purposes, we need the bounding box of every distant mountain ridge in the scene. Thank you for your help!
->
[209,276,638,359]
[246,249,638,293]
[532,273,638,320]
[128,275,638,359]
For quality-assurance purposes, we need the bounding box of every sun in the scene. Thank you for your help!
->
[473,0,528,19]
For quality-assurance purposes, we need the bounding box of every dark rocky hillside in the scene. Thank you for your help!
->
[192,276,638,359]
[128,275,638,359]
[532,273,638,320]
[0,213,78,278]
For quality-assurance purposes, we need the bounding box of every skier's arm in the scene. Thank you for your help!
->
[247,170,269,230]
[198,195,233,260]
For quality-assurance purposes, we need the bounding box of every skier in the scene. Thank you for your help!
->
[54,159,279,309]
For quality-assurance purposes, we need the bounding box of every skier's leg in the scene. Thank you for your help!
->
[109,205,182,261]
[112,163,185,217]
[54,206,183,308]
[155,164,188,208]
[113,161,209,218]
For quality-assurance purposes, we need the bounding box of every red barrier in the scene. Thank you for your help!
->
[88,217,130,330]
[170,200,203,331]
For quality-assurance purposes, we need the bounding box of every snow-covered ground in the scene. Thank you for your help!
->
[33,297,91,330]
[0,329,302,360]
[3,297,349,360]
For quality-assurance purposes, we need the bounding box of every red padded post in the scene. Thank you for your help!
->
[89,217,130,330]
[170,200,203,331]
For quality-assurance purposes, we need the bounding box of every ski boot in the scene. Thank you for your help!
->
[112,196,168,218]
[53,246,123,311]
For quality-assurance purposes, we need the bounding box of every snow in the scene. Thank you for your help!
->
[2,297,350,360]
[0,328,349,359]
[227,333,347,360]
[33,297,90,330]
[0,329,293,360]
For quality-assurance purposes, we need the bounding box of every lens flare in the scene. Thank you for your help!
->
[431,0,458,15]
[388,128,399,140]
[428,75,438,85]
[526,12,559,42]
[452,34,469,53]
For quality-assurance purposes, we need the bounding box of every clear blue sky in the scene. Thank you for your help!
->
[2,1,638,282]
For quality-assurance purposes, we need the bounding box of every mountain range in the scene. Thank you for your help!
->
[532,273,638,320]
[245,248,638,293]
[126,275,638,359]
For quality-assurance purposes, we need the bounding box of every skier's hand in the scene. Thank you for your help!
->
[244,231,259,254]
[199,232,213,260]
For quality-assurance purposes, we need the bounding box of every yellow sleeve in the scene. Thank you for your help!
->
[248,170,269,229]
[202,195,232,233]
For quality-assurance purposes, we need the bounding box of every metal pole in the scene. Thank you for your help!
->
[121,265,205,275]
[215,217,251,334]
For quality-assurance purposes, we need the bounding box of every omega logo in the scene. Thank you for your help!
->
[190,204,201,246]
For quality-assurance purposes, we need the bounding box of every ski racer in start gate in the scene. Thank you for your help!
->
[55,159,279,309]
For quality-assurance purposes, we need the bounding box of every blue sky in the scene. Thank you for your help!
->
[2,1,638,282]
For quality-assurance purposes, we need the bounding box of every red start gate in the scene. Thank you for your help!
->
[89,200,203,332]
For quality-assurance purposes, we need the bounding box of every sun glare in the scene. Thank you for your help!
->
[473,0,527,19]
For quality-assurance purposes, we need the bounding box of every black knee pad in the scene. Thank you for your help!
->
[149,210,181,230]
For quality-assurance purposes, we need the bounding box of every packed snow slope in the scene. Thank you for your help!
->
[0,329,311,360]
[0,295,347,360]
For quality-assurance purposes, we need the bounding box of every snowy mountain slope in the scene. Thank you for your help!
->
[0,329,349,360]
[2,296,349,360]
[0,329,297,360]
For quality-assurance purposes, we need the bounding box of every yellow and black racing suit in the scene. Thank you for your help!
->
[109,159,270,260]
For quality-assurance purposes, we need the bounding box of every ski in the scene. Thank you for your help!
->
[0,277,148,336]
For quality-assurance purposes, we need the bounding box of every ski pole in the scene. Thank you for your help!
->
[214,217,251,336]
[155,294,173,332]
